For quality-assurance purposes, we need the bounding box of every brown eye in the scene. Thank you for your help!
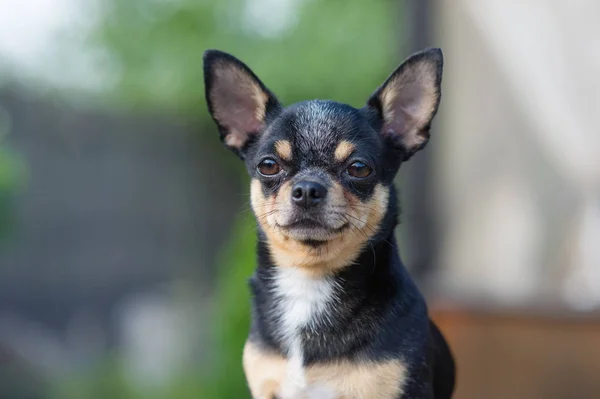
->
[347,161,372,178]
[257,158,281,176]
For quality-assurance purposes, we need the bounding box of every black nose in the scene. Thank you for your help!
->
[291,180,327,208]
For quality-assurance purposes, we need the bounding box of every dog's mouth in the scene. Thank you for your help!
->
[277,218,348,243]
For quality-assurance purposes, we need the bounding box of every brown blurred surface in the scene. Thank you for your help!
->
[431,304,600,399]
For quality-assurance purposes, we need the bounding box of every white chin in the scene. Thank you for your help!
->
[283,226,340,241]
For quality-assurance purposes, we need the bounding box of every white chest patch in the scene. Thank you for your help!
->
[272,267,338,397]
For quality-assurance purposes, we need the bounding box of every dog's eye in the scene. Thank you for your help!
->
[347,161,372,178]
[257,158,281,176]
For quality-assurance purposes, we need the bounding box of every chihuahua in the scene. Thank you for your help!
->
[203,48,455,399]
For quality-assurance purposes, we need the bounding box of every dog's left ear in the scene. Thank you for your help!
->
[366,48,443,160]
[203,50,281,158]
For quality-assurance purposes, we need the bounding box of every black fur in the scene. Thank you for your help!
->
[247,101,385,201]
[204,49,455,399]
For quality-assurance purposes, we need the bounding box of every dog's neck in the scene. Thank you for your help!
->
[250,195,422,363]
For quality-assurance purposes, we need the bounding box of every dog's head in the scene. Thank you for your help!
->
[203,49,443,274]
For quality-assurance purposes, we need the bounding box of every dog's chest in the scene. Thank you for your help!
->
[273,267,337,343]
[244,268,409,399]
[272,268,337,395]
[243,341,408,399]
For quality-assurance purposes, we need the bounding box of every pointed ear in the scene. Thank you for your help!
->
[366,48,443,160]
[203,50,281,158]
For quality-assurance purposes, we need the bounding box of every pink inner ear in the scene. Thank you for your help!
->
[380,66,438,150]
[210,65,268,149]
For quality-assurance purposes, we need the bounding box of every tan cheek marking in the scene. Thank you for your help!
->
[334,140,355,163]
[310,183,388,273]
[362,183,389,234]
[306,359,407,398]
[274,180,292,226]
[243,341,287,399]
[267,183,389,276]
[251,178,294,244]
[251,179,271,225]
[253,176,324,271]
[252,177,389,276]
[274,140,293,161]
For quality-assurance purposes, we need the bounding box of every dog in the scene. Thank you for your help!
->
[203,47,456,399]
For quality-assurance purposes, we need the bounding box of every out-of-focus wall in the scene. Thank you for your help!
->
[0,88,240,391]
[435,0,600,309]
[430,2,600,398]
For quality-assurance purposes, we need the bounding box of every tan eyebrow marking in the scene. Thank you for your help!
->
[334,140,355,162]
[274,140,292,161]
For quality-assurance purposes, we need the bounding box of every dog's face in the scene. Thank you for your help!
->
[204,49,443,274]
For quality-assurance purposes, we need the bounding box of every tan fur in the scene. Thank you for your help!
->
[244,340,407,399]
[275,140,293,161]
[244,341,287,399]
[306,359,407,399]
[250,179,389,276]
[334,140,355,163]
[380,62,438,150]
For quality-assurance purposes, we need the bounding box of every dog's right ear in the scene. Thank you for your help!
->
[203,50,281,159]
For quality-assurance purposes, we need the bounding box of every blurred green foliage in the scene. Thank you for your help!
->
[80,0,401,397]
[91,0,398,116]
[0,108,24,241]
[199,211,257,398]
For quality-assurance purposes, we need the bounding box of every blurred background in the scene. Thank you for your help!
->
[0,0,599,398]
